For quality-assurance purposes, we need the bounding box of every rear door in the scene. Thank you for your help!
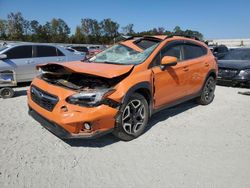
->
[4,45,34,82]
[152,42,191,108]
[32,45,66,75]
[182,42,209,95]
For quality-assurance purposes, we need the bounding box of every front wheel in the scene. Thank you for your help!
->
[196,76,216,105]
[113,93,149,141]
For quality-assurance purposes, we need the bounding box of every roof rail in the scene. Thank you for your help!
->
[141,35,164,41]
[165,34,201,41]
[122,36,136,41]
[122,35,164,42]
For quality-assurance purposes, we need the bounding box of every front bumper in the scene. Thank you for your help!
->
[217,78,250,87]
[27,78,119,139]
[28,107,113,139]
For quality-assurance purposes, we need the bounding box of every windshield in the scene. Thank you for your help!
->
[219,49,250,60]
[89,43,159,65]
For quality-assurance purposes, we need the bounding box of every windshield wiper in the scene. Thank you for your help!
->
[90,61,132,65]
[103,61,121,65]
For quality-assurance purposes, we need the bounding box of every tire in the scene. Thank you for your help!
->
[113,93,149,141]
[196,76,216,105]
[0,87,15,99]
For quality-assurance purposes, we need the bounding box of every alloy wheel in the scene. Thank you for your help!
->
[122,99,146,135]
[204,78,216,102]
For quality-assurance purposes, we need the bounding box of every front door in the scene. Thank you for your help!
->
[152,43,191,108]
[4,45,34,82]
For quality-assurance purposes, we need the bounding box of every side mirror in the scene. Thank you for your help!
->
[160,56,177,70]
[0,54,7,60]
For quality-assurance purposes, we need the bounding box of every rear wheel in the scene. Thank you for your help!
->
[196,76,216,105]
[113,93,149,141]
[0,87,15,99]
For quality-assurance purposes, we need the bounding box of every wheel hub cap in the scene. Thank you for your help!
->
[122,99,146,135]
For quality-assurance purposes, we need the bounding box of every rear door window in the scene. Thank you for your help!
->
[5,45,32,59]
[183,44,207,60]
[35,46,58,57]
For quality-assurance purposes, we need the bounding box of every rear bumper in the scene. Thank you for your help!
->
[28,106,113,139]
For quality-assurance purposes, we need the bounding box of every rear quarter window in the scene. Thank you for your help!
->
[56,48,65,56]
[72,46,88,52]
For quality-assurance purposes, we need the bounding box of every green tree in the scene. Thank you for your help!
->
[121,24,134,35]
[81,18,102,43]
[100,18,119,43]
[0,19,8,39]
[7,12,27,40]
[1,11,205,44]
[71,25,85,43]
[49,18,70,43]
[173,26,182,34]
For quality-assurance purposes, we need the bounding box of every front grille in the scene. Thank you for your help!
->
[30,86,58,111]
[218,68,239,78]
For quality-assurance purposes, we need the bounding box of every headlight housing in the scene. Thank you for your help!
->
[239,69,250,76]
[66,88,115,106]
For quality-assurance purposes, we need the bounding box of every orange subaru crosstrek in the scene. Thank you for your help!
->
[27,35,218,141]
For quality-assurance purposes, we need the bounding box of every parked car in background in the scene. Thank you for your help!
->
[28,35,217,141]
[87,45,106,57]
[65,46,86,57]
[0,43,85,83]
[70,46,89,55]
[211,45,229,58]
[0,43,85,98]
[217,48,250,87]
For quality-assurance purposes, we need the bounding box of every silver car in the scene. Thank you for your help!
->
[0,43,85,83]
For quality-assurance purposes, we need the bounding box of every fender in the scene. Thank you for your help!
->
[198,69,217,95]
[121,81,153,116]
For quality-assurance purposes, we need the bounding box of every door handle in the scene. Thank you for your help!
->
[183,66,189,71]
[205,62,209,67]
[26,60,31,64]
[57,58,62,61]
[25,60,35,64]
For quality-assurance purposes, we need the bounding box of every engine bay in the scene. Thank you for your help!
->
[39,64,127,91]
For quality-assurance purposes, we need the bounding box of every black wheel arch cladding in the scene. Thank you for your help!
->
[121,81,153,116]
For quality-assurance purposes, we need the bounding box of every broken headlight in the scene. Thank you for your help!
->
[67,88,115,106]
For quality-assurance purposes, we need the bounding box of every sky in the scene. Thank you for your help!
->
[0,0,250,39]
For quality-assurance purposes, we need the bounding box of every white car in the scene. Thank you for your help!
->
[0,43,85,83]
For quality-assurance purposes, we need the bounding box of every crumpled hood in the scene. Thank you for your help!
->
[218,60,250,70]
[37,61,134,78]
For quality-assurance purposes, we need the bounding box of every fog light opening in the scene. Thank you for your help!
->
[60,106,68,112]
[84,122,91,130]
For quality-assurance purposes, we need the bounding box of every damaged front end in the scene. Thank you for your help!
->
[38,63,131,108]
[0,70,16,87]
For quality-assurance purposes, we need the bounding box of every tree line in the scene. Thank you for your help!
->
[0,12,204,44]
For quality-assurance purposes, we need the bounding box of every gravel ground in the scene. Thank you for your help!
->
[0,85,250,188]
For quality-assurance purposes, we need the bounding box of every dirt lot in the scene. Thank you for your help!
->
[0,86,250,188]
